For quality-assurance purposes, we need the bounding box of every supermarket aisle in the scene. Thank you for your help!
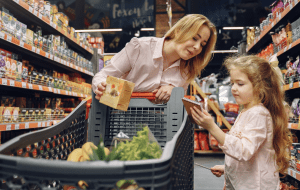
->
[194,154,225,190]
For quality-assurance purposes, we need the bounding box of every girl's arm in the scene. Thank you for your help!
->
[191,106,268,162]
[191,106,225,145]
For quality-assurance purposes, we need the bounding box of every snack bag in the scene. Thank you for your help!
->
[194,131,200,150]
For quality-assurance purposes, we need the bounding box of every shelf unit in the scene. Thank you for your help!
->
[0,0,98,143]
[0,23,93,77]
[0,0,94,57]
[244,0,300,183]
[246,0,300,53]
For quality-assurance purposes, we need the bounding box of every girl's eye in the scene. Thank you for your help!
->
[238,83,244,86]
[193,37,197,41]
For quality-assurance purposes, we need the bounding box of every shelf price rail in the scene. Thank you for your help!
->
[0,78,90,98]
[0,32,94,77]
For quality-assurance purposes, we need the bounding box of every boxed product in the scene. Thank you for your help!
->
[16,61,22,81]
[38,35,43,49]
[15,21,22,40]
[21,23,27,42]
[2,107,13,123]
[33,33,39,48]
[8,58,17,80]
[26,29,34,45]
[12,107,19,122]
[0,55,6,78]
[100,76,135,111]
[0,107,4,122]
[44,1,51,19]
[1,12,10,34]
[10,16,17,37]
[44,108,51,120]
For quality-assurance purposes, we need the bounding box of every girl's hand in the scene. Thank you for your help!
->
[190,106,215,130]
[95,82,107,100]
[152,85,174,104]
[211,165,225,177]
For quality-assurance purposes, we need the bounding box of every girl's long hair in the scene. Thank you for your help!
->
[164,14,217,83]
[224,55,292,175]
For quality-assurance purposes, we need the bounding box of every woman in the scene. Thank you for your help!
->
[92,14,217,104]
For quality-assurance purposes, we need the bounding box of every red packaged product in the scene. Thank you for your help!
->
[194,131,200,150]
[198,132,210,150]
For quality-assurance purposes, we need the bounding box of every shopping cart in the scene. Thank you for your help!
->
[0,87,194,190]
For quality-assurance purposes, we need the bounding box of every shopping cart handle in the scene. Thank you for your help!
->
[131,92,156,100]
[131,93,195,101]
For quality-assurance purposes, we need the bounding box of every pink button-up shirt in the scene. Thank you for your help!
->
[92,37,189,94]
[220,104,280,190]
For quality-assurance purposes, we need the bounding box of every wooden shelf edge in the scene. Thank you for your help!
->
[190,80,232,130]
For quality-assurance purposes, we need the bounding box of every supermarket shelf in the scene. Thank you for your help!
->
[0,32,94,77]
[246,0,300,53]
[283,81,300,91]
[0,78,90,98]
[194,150,224,154]
[288,123,299,130]
[0,121,53,132]
[190,80,232,130]
[275,38,300,57]
[0,0,94,58]
[288,168,300,181]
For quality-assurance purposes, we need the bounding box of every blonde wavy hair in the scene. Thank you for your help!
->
[164,14,217,83]
[224,55,292,175]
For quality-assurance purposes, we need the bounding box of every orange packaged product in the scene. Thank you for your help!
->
[194,131,200,150]
[198,132,210,150]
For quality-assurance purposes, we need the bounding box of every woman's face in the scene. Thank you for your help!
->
[175,25,210,60]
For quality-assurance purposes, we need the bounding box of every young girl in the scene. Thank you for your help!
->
[191,55,292,190]
[92,14,217,104]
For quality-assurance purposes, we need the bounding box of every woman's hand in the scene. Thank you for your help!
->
[190,106,215,130]
[211,165,225,177]
[152,85,174,104]
[95,82,107,100]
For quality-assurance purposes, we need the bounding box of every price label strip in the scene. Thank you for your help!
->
[25,122,29,129]
[9,80,15,87]
[6,125,11,131]
[2,79,7,85]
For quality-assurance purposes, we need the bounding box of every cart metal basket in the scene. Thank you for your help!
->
[0,87,194,190]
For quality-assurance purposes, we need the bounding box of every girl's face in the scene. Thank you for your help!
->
[230,67,257,110]
[175,25,210,60]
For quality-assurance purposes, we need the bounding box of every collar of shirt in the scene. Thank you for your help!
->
[152,37,181,69]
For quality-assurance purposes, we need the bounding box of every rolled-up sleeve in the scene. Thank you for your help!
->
[219,111,268,161]
[92,37,140,93]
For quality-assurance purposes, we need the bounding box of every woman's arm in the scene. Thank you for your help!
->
[92,37,140,94]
